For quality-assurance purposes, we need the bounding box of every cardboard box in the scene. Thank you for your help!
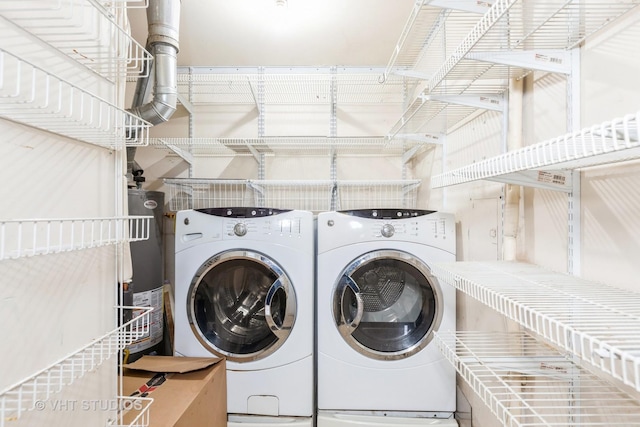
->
[122,356,227,427]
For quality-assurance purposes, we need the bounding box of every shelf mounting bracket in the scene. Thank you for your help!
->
[158,138,194,165]
[487,170,573,192]
[429,93,505,112]
[466,50,572,74]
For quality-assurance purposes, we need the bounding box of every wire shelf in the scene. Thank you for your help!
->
[164,179,253,212]
[0,216,151,261]
[0,48,150,147]
[432,261,640,393]
[429,0,640,93]
[164,179,421,213]
[382,2,484,83]
[335,180,421,210]
[0,0,152,80]
[387,95,486,137]
[111,396,153,427]
[0,306,152,427]
[435,331,640,427]
[388,1,640,136]
[432,111,640,189]
[249,180,335,213]
[177,67,409,106]
[150,137,433,157]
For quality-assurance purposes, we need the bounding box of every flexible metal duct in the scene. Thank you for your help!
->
[127,0,180,182]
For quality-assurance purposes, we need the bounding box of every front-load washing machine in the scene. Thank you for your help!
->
[316,209,457,427]
[174,207,314,427]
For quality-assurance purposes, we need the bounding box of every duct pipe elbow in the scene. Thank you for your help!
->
[126,0,180,137]
[130,44,178,125]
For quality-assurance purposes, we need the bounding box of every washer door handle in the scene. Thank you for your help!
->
[338,275,364,337]
[265,276,293,339]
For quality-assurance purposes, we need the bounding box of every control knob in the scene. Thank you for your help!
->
[233,222,248,237]
[381,223,395,238]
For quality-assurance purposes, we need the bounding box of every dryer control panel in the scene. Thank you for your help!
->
[318,210,456,254]
[370,218,450,240]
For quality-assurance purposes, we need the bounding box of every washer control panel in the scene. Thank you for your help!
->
[224,217,302,238]
[175,208,313,253]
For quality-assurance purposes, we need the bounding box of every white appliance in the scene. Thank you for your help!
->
[316,209,457,427]
[174,208,314,427]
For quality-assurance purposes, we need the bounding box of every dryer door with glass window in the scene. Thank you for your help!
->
[187,249,296,362]
[332,249,443,360]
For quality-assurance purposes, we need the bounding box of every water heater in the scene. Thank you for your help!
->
[127,189,165,361]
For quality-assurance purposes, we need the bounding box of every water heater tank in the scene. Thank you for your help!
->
[127,189,165,361]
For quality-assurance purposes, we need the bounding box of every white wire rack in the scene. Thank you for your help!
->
[431,261,640,393]
[164,178,421,212]
[176,67,409,106]
[150,137,433,157]
[428,0,640,93]
[432,111,640,189]
[0,216,151,260]
[110,396,153,427]
[381,2,484,83]
[164,179,253,212]
[0,306,152,427]
[0,48,150,147]
[249,180,335,213]
[335,180,421,210]
[0,0,152,80]
[435,331,640,427]
[388,0,640,136]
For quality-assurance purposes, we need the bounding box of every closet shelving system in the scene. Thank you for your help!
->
[384,0,640,425]
[156,68,429,211]
[0,0,153,426]
[384,0,640,138]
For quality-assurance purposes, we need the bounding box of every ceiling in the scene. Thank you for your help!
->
[128,0,416,67]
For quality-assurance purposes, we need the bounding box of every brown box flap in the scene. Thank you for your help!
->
[125,355,222,374]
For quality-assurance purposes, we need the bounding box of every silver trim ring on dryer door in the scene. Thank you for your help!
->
[331,249,444,361]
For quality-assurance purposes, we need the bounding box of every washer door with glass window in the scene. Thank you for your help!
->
[332,249,443,360]
[187,249,297,362]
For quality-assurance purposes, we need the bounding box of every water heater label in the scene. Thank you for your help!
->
[143,200,158,210]
[129,286,164,353]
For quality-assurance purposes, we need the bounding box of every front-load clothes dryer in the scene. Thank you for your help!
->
[316,209,457,427]
[174,208,314,427]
